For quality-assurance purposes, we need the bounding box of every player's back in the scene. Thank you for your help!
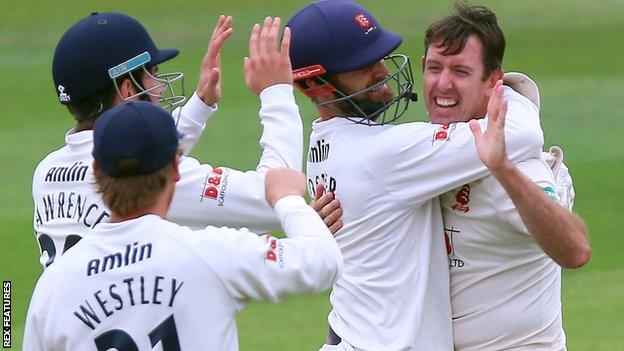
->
[306,118,453,351]
[32,130,109,268]
[24,215,244,350]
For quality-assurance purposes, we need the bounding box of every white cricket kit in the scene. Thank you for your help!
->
[306,87,543,351]
[442,138,566,347]
[32,84,302,268]
[23,196,342,350]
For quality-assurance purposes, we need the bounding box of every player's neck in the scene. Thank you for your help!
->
[110,210,162,223]
[110,186,174,223]
[318,107,339,121]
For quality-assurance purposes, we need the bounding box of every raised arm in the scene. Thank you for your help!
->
[167,18,304,233]
[172,15,233,154]
[470,84,590,269]
[244,17,302,171]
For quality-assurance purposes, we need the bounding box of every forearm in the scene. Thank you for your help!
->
[492,160,591,268]
[257,84,303,172]
[172,91,217,155]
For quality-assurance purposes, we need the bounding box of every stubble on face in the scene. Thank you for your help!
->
[328,61,397,118]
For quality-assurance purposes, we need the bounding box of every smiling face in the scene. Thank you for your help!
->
[422,35,500,125]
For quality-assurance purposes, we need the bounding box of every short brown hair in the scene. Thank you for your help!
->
[94,157,175,217]
[424,1,505,79]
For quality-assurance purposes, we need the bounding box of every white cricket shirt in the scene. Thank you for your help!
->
[442,146,566,348]
[32,84,303,268]
[306,87,543,351]
[23,196,342,350]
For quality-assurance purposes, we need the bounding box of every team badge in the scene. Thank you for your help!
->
[451,184,470,213]
[353,13,376,35]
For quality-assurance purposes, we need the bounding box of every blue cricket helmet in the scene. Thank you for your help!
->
[52,12,178,105]
[287,0,402,75]
[286,0,415,125]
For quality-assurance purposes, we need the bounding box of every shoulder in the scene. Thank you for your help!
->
[516,157,556,195]
[33,146,69,178]
[366,122,439,155]
[504,86,539,116]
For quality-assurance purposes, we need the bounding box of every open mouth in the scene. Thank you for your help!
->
[435,96,458,108]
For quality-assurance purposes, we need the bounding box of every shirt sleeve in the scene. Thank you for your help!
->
[489,157,559,234]
[191,196,342,310]
[166,84,304,232]
[255,84,303,172]
[171,91,217,155]
[370,86,544,206]
[167,158,281,233]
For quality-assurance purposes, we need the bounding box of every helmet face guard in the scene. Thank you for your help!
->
[294,54,415,126]
[109,51,186,112]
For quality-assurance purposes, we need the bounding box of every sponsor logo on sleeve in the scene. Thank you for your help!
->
[200,168,230,207]
[263,235,284,268]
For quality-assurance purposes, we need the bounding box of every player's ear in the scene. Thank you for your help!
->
[117,77,136,100]
[488,68,504,88]
[172,154,181,182]
[92,161,100,172]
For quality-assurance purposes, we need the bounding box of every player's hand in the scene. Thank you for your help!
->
[310,184,343,234]
[265,168,306,208]
[244,17,293,95]
[197,15,233,106]
[469,80,510,172]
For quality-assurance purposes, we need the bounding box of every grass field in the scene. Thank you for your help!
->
[1,0,623,350]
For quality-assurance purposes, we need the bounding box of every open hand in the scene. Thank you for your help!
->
[244,17,293,95]
[197,15,233,106]
[469,80,510,172]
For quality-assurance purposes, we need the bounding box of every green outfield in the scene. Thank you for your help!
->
[1,0,622,349]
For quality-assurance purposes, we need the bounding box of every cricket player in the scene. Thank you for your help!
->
[423,4,590,350]
[286,1,546,350]
[32,13,307,268]
[23,100,343,350]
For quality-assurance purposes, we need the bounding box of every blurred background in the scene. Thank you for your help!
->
[1,0,622,349]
